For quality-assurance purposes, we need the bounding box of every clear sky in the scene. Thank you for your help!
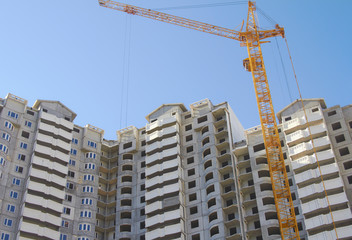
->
[0,0,351,139]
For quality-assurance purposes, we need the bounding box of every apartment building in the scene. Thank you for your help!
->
[0,93,351,240]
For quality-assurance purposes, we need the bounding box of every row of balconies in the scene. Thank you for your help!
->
[32,155,67,176]
[294,163,339,186]
[285,123,327,146]
[146,222,184,240]
[146,156,179,177]
[20,221,60,240]
[145,181,180,202]
[40,111,74,134]
[301,192,349,215]
[146,116,178,133]
[282,110,323,133]
[145,209,181,228]
[146,124,178,143]
[291,149,334,172]
[309,225,352,240]
[146,170,181,190]
[146,147,179,166]
[146,135,179,154]
[298,177,344,200]
[288,136,330,159]
[305,208,352,231]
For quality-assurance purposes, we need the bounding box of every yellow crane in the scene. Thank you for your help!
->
[98,1,299,239]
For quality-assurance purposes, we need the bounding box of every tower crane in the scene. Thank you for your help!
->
[98,1,299,239]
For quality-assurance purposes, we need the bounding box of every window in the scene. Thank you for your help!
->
[88,140,97,148]
[15,166,23,174]
[85,163,95,170]
[121,212,132,219]
[339,147,350,156]
[72,138,78,144]
[84,174,94,181]
[186,146,193,153]
[0,144,8,154]
[186,135,193,142]
[21,131,29,139]
[10,191,18,199]
[188,168,195,176]
[68,171,75,178]
[187,157,194,164]
[1,233,10,240]
[70,149,77,155]
[141,140,146,146]
[141,150,146,157]
[185,114,192,119]
[0,157,5,165]
[141,172,145,179]
[65,194,72,202]
[140,184,145,191]
[17,154,25,161]
[123,142,132,149]
[66,183,74,190]
[60,234,67,240]
[8,111,18,119]
[312,107,319,113]
[4,218,12,227]
[202,137,210,146]
[207,198,216,208]
[335,134,345,143]
[122,176,132,183]
[61,220,69,228]
[327,110,337,116]
[188,180,196,189]
[191,220,199,229]
[63,207,71,215]
[201,126,209,135]
[140,221,145,229]
[1,133,10,142]
[185,124,192,131]
[82,198,93,205]
[198,116,207,124]
[12,178,21,186]
[343,161,352,170]
[80,210,92,218]
[190,206,198,215]
[140,209,145,216]
[206,185,215,195]
[73,128,80,133]
[205,172,213,182]
[79,223,91,231]
[27,110,34,116]
[7,204,15,213]
[69,159,76,166]
[121,187,132,195]
[204,160,212,169]
[120,225,131,232]
[189,193,197,202]
[82,186,94,193]
[122,165,133,171]
[253,143,265,152]
[85,152,96,159]
[332,122,342,131]
[4,121,13,131]
[285,116,291,121]
[141,161,146,168]
[203,148,211,158]
[121,199,132,206]
[210,226,219,237]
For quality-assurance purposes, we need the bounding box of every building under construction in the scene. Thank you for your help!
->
[0,93,351,240]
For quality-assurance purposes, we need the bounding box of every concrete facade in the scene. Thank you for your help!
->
[0,93,351,240]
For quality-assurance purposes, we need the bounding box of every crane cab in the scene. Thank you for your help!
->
[243,58,251,72]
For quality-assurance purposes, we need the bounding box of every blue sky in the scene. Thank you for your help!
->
[1,0,351,139]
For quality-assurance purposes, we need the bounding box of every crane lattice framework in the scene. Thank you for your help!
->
[98,1,299,239]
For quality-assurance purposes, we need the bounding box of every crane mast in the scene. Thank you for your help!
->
[98,0,299,239]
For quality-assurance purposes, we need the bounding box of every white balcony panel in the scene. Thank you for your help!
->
[309,225,352,240]
[291,149,334,170]
[301,192,348,214]
[34,144,70,163]
[32,156,68,175]
[20,221,60,240]
[146,147,179,165]
[23,207,61,226]
[145,222,182,240]
[25,193,63,213]
[146,157,179,177]
[295,163,339,184]
[40,111,74,131]
[288,136,330,157]
[36,132,71,151]
[146,170,180,189]
[286,123,326,144]
[298,178,343,199]
[146,125,179,142]
[29,168,66,187]
[146,135,179,153]
[145,200,162,214]
[27,181,65,200]
[38,121,73,141]
[305,209,352,230]
[147,117,177,132]
[145,182,180,201]
[146,209,181,228]
[283,111,323,131]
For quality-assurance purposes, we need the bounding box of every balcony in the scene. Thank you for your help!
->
[146,170,180,189]
[146,222,183,240]
[305,208,352,231]
[20,221,60,240]
[146,135,179,154]
[146,117,177,133]
[288,136,330,159]
[145,181,180,201]
[282,111,323,133]
[146,157,179,177]
[146,147,179,166]
[146,125,178,143]
[145,209,180,228]
[298,177,344,200]
[301,192,348,215]
[295,163,339,185]
[285,123,327,146]
[291,149,334,172]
